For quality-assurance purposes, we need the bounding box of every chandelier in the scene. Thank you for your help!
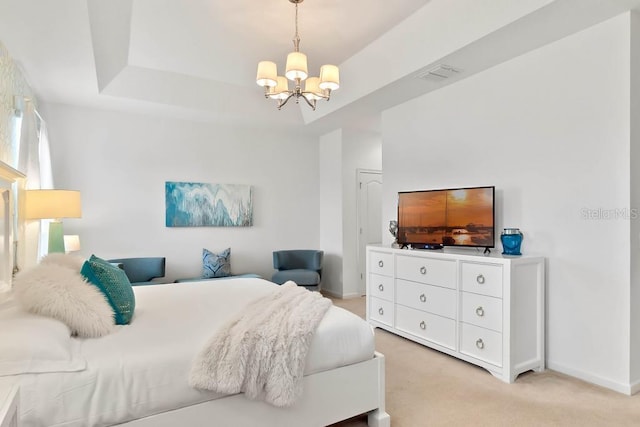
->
[256,0,340,110]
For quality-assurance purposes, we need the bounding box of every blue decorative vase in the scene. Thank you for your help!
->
[501,228,523,256]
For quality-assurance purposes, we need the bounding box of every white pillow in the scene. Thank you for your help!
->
[13,263,116,338]
[0,298,86,376]
[40,253,85,271]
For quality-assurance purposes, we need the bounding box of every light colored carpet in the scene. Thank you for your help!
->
[327,295,640,427]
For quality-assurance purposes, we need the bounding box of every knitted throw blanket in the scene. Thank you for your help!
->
[188,281,332,407]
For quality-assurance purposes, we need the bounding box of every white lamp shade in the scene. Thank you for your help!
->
[268,76,290,100]
[256,61,277,87]
[25,190,82,219]
[304,77,323,100]
[319,64,340,90]
[285,52,308,80]
[63,235,81,252]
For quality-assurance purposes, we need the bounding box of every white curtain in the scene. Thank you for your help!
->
[36,115,53,259]
[18,102,54,261]
[38,119,53,189]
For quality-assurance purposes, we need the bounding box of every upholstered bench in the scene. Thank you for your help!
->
[108,257,167,286]
[174,273,262,283]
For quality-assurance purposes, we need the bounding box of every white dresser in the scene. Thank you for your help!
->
[366,244,545,383]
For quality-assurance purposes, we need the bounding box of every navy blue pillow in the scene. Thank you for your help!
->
[202,248,231,279]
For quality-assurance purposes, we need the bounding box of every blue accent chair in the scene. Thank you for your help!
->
[107,257,166,286]
[272,250,323,289]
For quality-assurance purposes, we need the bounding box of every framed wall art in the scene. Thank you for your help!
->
[165,181,253,227]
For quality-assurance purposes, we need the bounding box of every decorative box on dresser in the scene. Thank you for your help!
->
[0,380,18,427]
[366,244,545,383]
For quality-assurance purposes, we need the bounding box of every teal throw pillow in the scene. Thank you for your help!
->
[81,255,136,325]
[202,248,231,279]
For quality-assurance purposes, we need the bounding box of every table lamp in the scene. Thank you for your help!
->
[25,190,82,253]
[63,235,81,253]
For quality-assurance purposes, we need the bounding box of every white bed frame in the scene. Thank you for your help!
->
[119,352,390,427]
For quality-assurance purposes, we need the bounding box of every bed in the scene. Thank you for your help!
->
[1,277,390,427]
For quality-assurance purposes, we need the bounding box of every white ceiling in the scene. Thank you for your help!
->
[0,0,430,132]
[1,0,640,135]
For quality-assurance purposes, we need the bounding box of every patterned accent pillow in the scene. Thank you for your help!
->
[202,248,231,279]
[81,255,136,325]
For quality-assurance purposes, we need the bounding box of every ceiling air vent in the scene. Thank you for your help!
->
[417,64,461,82]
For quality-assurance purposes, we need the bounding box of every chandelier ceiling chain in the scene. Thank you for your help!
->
[256,0,340,111]
[293,1,300,52]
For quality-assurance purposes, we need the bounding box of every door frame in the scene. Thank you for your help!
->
[356,168,382,296]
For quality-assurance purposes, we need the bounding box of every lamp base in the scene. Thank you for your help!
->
[48,221,65,253]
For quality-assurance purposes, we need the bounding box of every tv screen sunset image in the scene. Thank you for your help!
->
[398,187,494,247]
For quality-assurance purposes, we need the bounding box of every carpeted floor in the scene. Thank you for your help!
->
[327,295,640,427]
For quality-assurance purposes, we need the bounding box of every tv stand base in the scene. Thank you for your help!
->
[418,244,443,250]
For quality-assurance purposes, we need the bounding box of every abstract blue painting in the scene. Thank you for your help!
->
[165,182,253,227]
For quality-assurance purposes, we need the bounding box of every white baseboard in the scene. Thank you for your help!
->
[341,292,362,299]
[321,289,362,299]
[547,361,633,395]
[320,288,342,298]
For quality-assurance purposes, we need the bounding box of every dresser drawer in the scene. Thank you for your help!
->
[369,251,394,276]
[396,279,456,319]
[396,255,456,289]
[396,305,456,350]
[368,297,394,327]
[461,262,503,298]
[368,274,394,301]
[460,292,502,332]
[460,322,502,367]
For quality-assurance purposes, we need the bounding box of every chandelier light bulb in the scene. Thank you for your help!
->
[304,77,323,100]
[256,61,278,87]
[268,76,290,100]
[319,64,340,91]
[285,52,308,81]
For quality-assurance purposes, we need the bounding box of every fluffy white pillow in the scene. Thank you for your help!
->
[13,263,116,338]
[0,298,86,376]
[40,253,85,271]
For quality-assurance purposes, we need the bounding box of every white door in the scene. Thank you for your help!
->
[357,170,382,295]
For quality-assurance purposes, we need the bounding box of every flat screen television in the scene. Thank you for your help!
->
[397,186,495,249]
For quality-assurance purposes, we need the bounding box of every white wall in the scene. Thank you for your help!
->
[41,103,320,281]
[319,129,343,295]
[382,14,633,392]
[318,127,382,298]
[341,128,382,297]
[630,11,640,391]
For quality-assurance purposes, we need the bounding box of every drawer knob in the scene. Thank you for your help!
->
[476,274,485,284]
[419,321,426,330]
[378,307,384,315]
[419,293,426,303]
[378,260,384,268]
[419,266,427,275]
[378,283,384,292]
[475,306,485,317]
[476,338,485,350]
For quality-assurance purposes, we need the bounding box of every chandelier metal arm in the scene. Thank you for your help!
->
[299,93,317,110]
[300,89,332,101]
[277,93,296,110]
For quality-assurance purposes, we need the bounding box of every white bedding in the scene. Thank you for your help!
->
[12,278,375,427]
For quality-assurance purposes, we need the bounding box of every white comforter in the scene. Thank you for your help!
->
[13,278,374,427]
